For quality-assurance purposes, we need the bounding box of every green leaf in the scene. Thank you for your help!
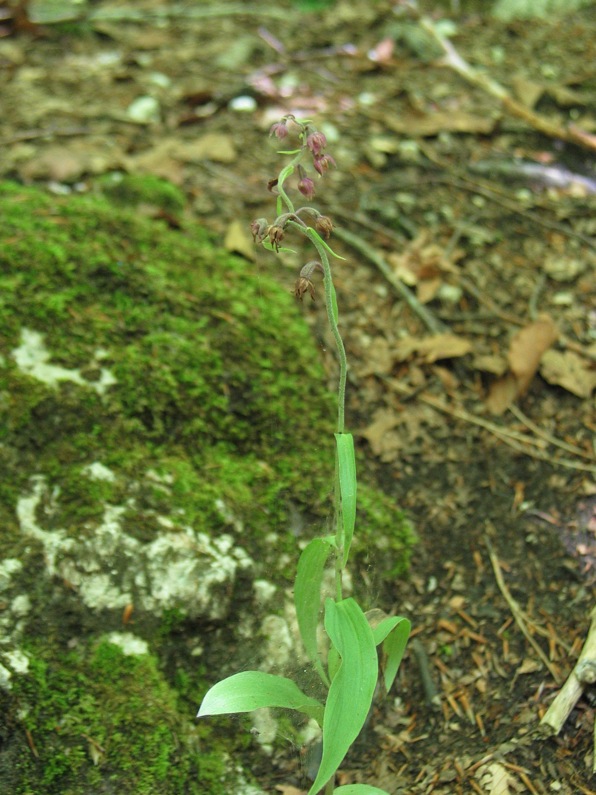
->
[334,786,391,795]
[372,616,411,694]
[306,227,346,260]
[294,537,334,686]
[261,241,297,254]
[197,671,324,724]
[335,433,356,565]
[307,598,378,795]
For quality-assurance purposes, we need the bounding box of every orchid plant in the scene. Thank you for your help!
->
[198,115,411,795]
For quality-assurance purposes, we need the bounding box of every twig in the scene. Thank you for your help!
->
[413,11,596,153]
[411,639,441,709]
[540,605,596,755]
[485,535,562,683]
[386,380,596,474]
[331,226,448,334]
[508,404,595,462]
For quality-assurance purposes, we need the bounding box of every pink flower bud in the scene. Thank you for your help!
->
[313,153,336,176]
[298,177,316,200]
[306,130,327,155]
[269,121,289,140]
[250,218,269,243]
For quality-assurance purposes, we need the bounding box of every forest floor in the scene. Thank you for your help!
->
[1,1,596,793]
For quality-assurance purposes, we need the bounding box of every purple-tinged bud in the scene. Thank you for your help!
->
[306,130,327,155]
[270,121,289,140]
[298,176,316,200]
[250,218,269,243]
[314,215,334,239]
[313,153,336,176]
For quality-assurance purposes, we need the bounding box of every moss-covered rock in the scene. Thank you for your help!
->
[0,179,414,793]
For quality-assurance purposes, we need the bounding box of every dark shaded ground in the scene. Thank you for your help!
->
[1,1,595,792]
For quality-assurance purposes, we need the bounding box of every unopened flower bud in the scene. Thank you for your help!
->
[298,176,316,200]
[315,215,334,239]
[250,218,269,243]
[306,130,327,156]
[313,153,336,176]
[270,121,289,140]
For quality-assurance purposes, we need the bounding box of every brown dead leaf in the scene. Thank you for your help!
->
[485,373,519,415]
[407,333,472,363]
[508,315,558,393]
[392,334,471,364]
[359,408,400,457]
[224,220,256,261]
[417,277,442,304]
[274,786,305,795]
[381,109,496,137]
[486,316,558,414]
[540,349,596,398]
[358,337,394,377]
[476,761,520,795]
[177,133,237,164]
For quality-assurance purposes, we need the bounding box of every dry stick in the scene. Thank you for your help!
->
[331,226,448,335]
[541,605,596,744]
[387,380,596,474]
[508,404,595,462]
[485,535,561,683]
[416,13,596,154]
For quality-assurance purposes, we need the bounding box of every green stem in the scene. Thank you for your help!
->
[276,151,304,215]
[307,233,347,435]
[324,780,335,795]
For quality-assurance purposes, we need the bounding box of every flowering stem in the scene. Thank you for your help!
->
[288,224,347,435]
[276,152,304,215]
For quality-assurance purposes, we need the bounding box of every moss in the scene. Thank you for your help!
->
[0,178,414,792]
[97,173,186,213]
[0,178,337,553]
[2,638,230,795]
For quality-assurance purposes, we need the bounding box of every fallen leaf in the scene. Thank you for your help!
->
[393,334,471,363]
[486,315,558,413]
[540,349,596,398]
[508,315,558,394]
[177,133,237,163]
[476,761,519,795]
[381,109,496,137]
[275,786,305,795]
[359,337,394,377]
[485,373,518,415]
[359,408,400,456]
[224,219,256,261]
[417,333,473,363]
[473,354,508,376]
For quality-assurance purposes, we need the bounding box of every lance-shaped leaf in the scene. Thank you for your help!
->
[198,671,323,724]
[294,537,334,686]
[307,598,378,795]
[335,433,357,565]
[372,616,411,694]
